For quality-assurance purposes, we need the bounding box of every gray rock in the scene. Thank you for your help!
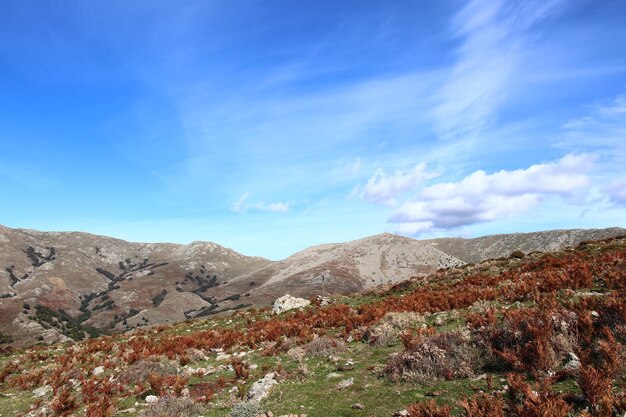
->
[145,394,159,403]
[92,365,105,376]
[32,385,52,398]
[272,294,311,315]
[247,372,279,402]
[563,352,581,370]
[336,378,354,390]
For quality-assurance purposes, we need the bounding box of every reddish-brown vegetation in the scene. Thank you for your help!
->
[0,236,624,416]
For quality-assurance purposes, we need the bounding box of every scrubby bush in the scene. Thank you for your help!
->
[470,297,578,375]
[119,359,179,385]
[286,346,306,362]
[383,332,482,382]
[139,397,206,417]
[364,322,397,347]
[407,399,451,417]
[459,394,505,417]
[303,336,346,357]
[230,401,261,417]
[364,311,428,347]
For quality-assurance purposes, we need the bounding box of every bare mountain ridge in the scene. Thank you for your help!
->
[423,227,626,264]
[0,225,624,346]
[221,233,464,302]
[0,225,271,346]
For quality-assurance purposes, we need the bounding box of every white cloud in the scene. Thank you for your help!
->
[605,179,626,206]
[357,162,439,206]
[433,0,565,140]
[231,192,290,214]
[389,153,595,233]
[345,157,362,175]
[252,202,290,213]
[230,192,250,214]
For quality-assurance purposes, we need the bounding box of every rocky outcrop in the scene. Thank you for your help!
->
[272,294,311,315]
[247,372,279,402]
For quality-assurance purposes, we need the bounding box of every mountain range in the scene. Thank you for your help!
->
[1,224,624,346]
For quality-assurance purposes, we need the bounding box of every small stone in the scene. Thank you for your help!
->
[352,403,365,409]
[336,378,354,390]
[563,352,581,371]
[394,410,409,417]
[32,385,52,398]
[92,366,105,376]
[145,395,158,403]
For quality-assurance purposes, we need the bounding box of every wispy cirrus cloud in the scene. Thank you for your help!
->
[432,0,566,141]
[560,95,626,156]
[231,192,291,214]
[388,153,595,234]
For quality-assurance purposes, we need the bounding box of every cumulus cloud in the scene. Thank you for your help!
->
[389,153,595,233]
[231,192,290,214]
[605,179,626,206]
[357,162,439,206]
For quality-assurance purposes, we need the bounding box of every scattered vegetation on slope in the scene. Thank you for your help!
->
[0,236,625,416]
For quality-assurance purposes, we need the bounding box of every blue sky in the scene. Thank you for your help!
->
[1,0,625,259]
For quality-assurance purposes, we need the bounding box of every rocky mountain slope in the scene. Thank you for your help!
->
[225,233,463,302]
[0,224,624,346]
[424,227,626,263]
[0,225,271,346]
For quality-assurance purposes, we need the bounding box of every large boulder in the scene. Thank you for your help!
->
[272,294,311,315]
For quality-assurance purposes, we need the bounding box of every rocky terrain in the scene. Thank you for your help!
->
[0,235,625,417]
[424,227,626,263]
[0,225,271,347]
[223,233,464,302]
[0,225,624,347]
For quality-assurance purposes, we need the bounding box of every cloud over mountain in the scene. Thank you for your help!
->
[389,153,595,234]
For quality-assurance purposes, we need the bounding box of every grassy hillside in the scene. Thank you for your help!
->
[1,236,625,417]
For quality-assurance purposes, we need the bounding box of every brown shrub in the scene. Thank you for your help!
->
[459,394,505,417]
[303,336,346,358]
[230,357,250,380]
[49,386,78,416]
[407,399,451,417]
[505,374,571,417]
[148,373,188,397]
[119,359,179,385]
[579,366,614,416]
[472,298,578,374]
[383,332,482,382]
